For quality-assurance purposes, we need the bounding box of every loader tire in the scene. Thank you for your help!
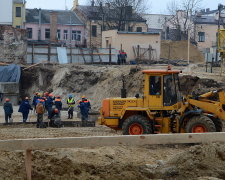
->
[122,115,152,135]
[185,115,216,133]
[210,117,223,132]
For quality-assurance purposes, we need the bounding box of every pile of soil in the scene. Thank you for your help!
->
[145,143,225,179]
[160,40,204,63]
[21,64,225,111]
[180,75,222,95]
[0,144,186,180]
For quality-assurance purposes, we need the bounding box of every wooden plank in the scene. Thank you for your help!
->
[25,149,32,180]
[0,133,225,151]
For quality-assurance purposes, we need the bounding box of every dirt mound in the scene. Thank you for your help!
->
[21,64,225,111]
[180,75,222,95]
[144,143,225,179]
[160,40,204,62]
[0,144,185,180]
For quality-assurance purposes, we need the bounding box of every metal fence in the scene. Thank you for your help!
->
[26,45,118,64]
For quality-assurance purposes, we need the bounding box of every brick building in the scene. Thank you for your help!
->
[25,9,86,47]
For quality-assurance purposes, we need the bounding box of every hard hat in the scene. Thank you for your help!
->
[68,94,73,98]
[82,95,86,98]
[49,93,54,97]
[5,98,10,102]
[44,92,49,96]
[54,108,59,113]
[25,97,29,100]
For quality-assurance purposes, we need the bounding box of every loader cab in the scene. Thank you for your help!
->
[143,68,182,110]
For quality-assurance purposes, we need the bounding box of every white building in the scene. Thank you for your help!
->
[0,0,13,25]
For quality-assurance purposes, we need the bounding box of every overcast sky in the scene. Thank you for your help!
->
[26,0,224,14]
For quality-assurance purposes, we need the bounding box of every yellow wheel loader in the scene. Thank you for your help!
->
[98,67,225,135]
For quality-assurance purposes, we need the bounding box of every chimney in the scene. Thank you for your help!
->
[91,0,95,7]
[50,11,58,42]
[73,0,78,10]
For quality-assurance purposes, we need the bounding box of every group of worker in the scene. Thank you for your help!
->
[117,50,127,65]
[3,92,91,128]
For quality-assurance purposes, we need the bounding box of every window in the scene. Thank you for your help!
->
[72,31,81,41]
[16,7,21,17]
[128,27,133,32]
[198,32,205,42]
[27,28,32,39]
[57,30,61,40]
[45,29,50,39]
[64,30,68,40]
[136,27,142,32]
[16,26,20,29]
[164,75,178,106]
[149,76,161,95]
[92,25,97,37]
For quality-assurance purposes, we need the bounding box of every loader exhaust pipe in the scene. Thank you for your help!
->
[121,75,127,98]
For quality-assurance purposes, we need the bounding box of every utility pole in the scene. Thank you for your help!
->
[216,4,223,63]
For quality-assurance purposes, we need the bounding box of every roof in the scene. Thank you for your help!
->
[194,15,225,25]
[142,69,182,74]
[13,0,25,3]
[142,14,173,30]
[77,5,146,22]
[148,28,162,33]
[118,31,160,35]
[26,9,84,25]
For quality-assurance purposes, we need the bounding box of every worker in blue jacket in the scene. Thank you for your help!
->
[55,96,62,113]
[18,97,33,123]
[46,93,54,119]
[78,96,91,122]
[3,98,13,124]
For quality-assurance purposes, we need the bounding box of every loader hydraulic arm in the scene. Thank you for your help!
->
[188,89,225,120]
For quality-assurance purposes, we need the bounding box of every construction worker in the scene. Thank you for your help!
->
[120,50,127,65]
[46,93,54,119]
[36,99,45,128]
[18,97,33,123]
[55,96,62,113]
[32,92,39,111]
[78,96,91,122]
[49,108,61,127]
[67,94,75,119]
[3,98,13,124]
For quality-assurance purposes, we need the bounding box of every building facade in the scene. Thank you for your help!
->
[0,0,13,25]
[194,15,225,52]
[102,30,161,61]
[13,0,26,28]
[73,0,148,48]
[25,9,86,47]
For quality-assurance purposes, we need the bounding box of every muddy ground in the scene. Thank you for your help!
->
[0,124,224,180]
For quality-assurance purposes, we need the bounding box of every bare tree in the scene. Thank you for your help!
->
[166,0,202,40]
[87,0,149,31]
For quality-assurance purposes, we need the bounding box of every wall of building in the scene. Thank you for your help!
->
[24,23,86,46]
[0,25,27,63]
[13,2,26,28]
[102,30,161,61]
[195,24,223,51]
[0,0,13,25]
